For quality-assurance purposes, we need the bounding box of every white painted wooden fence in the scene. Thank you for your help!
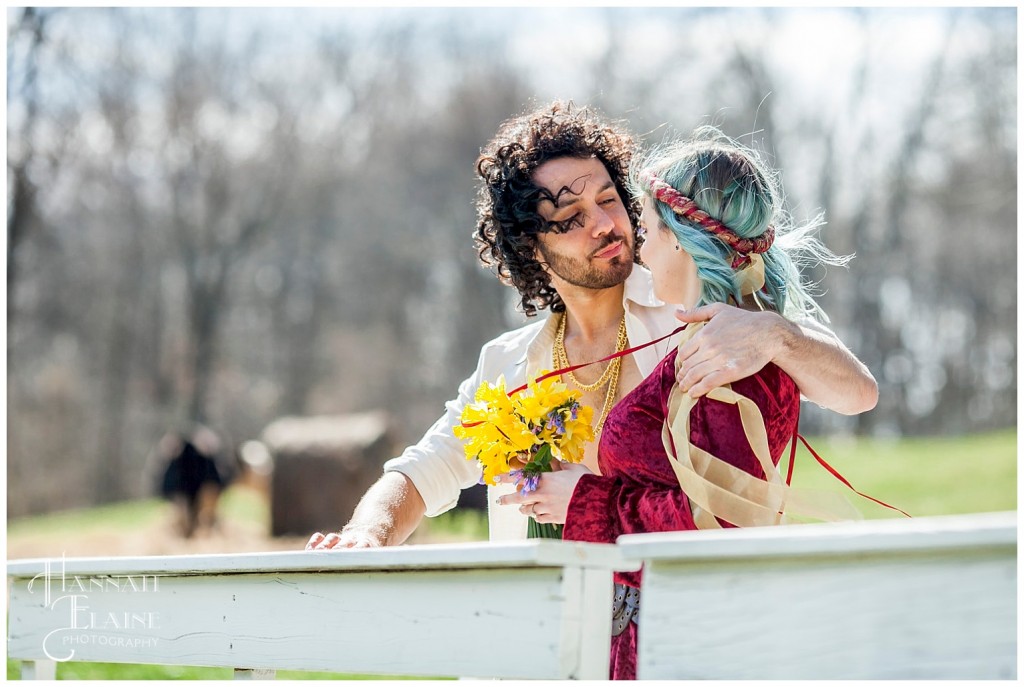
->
[617,510,1017,680]
[8,512,1016,680]
[7,540,635,680]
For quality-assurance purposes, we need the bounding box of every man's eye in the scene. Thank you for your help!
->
[599,197,618,206]
[552,213,584,233]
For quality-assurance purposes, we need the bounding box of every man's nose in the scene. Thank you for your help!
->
[592,205,615,237]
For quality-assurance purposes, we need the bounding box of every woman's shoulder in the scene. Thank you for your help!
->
[654,343,798,412]
[654,346,681,388]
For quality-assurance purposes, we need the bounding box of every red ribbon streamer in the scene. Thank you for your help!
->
[752,374,910,518]
[786,412,799,487]
[505,324,689,396]
[460,324,687,430]
[797,433,912,518]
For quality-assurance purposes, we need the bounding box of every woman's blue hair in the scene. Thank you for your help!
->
[629,125,849,322]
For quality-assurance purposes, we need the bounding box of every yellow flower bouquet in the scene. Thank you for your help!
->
[454,371,594,538]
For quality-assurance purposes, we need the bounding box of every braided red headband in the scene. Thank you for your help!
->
[640,171,775,262]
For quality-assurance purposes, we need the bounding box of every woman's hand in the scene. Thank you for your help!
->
[494,461,593,524]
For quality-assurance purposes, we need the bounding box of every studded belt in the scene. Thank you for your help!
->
[611,583,640,636]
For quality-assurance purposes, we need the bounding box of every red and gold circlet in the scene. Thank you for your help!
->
[641,170,774,268]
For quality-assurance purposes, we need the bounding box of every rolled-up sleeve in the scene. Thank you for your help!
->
[383,368,485,517]
[383,350,488,517]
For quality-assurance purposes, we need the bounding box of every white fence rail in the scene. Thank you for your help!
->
[7,541,634,680]
[618,510,1017,680]
[7,511,1017,680]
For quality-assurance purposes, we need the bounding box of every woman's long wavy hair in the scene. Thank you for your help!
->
[630,126,850,322]
[475,101,640,317]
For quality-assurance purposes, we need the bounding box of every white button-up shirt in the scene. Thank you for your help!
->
[383,266,682,541]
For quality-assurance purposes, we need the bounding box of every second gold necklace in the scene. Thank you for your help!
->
[553,312,628,439]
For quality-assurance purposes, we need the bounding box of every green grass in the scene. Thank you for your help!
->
[414,505,490,543]
[7,430,1016,679]
[787,429,1016,519]
[7,488,269,543]
[7,498,167,540]
[6,661,445,680]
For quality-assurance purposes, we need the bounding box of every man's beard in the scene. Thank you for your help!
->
[537,237,634,290]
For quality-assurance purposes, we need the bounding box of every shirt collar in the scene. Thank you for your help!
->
[623,264,665,309]
[522,311,560,372]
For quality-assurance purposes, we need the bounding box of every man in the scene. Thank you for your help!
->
[307,101,877,550]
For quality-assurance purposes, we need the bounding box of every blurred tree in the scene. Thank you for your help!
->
[7,7,53,338]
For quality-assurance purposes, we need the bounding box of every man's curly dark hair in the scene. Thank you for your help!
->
[474,101,641,317]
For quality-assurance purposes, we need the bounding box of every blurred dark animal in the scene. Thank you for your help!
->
[155,426,233,538]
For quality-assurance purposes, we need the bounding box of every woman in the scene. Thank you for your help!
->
[516,126,852,679]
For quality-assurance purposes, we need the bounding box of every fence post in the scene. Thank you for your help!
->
[20,660,57,680]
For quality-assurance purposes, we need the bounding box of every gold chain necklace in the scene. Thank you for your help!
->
[553,312,628,439]
[554,313,625,391]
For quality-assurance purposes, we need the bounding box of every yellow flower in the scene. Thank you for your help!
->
[455,371,596,486]
[514,372,575,421]
[455,376,539,485]
[553,404,594,463]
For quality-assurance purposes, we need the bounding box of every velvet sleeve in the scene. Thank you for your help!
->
[562,472,695,545]
[563,361,799,547]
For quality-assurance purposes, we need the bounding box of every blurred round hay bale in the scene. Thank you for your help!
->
[260,411,397,537]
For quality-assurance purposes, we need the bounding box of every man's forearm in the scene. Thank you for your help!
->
[773,316,879,415]
[343,471,427,546]
[675,303,878,415]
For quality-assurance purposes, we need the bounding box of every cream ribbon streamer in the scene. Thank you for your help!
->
[664,322,861,529]
[735,253,766,298]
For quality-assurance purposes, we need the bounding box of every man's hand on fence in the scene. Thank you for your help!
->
[306,528,382,550]
[303,473,427,550]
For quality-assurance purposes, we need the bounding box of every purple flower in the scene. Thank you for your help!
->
[505,468,542,494]
[546,410,566,434]
[506,469,539,494]
[519,473,540,495]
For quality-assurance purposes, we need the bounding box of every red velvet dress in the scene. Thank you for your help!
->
[563,347,800,680]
